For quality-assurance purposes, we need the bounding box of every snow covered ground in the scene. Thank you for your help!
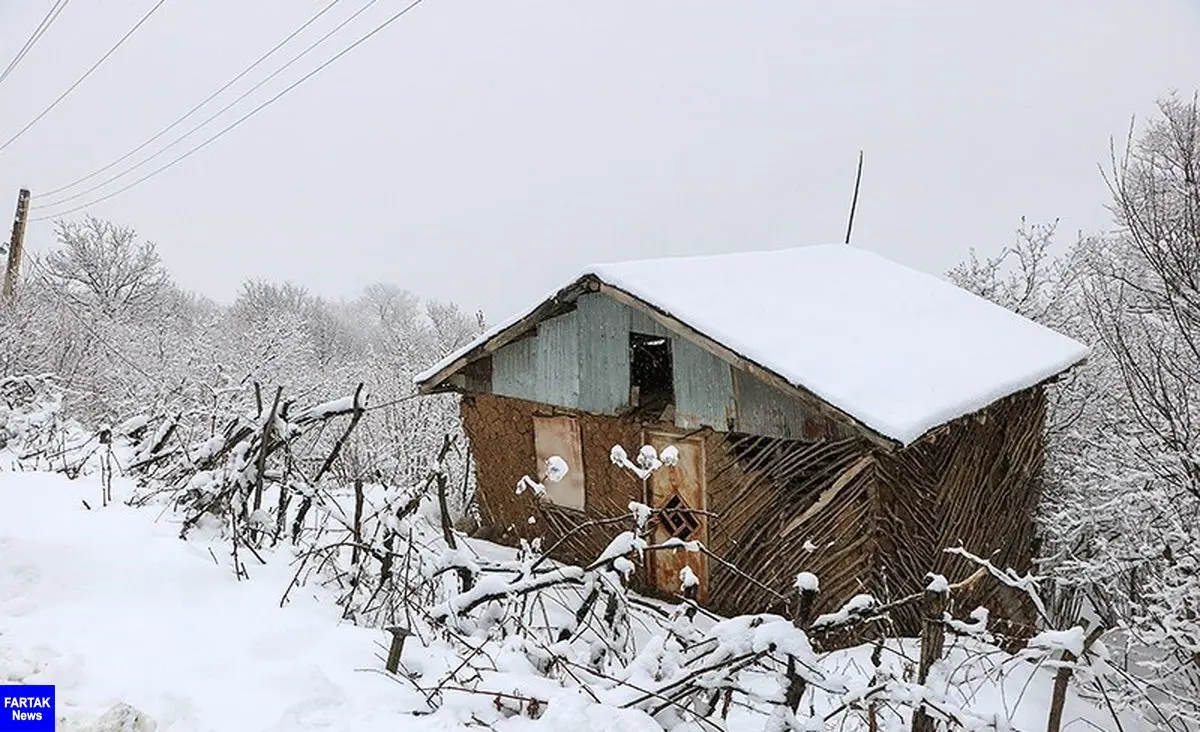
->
[0,467,1131,731]
[0,470,427,731]
[0,468,663,731]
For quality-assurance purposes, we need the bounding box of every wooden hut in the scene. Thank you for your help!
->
[416,245,1088,632]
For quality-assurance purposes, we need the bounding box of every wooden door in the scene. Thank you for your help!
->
[645,431,708,602]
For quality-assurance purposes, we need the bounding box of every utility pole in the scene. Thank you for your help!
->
[2,188,30,303]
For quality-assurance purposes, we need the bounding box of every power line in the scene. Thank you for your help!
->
[0,0,170,156]
[36,0,344,201]
[30,0,429,222]
[0,0,72,89]
[0,0,71,88]
[33,0,381,210]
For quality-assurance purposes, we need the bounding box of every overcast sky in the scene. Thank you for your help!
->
[1,1,1198,321]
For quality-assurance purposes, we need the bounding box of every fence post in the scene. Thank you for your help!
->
[912,574,949,732]
[1046,622,1104,732]
[786,573,820,711]
[385,625,412,673]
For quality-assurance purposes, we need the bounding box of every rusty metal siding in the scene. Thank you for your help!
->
[534,310,581,407]
[672,337,734,430]
[576,293,631,414]
[733,370,818,439]
[492,336,539,401]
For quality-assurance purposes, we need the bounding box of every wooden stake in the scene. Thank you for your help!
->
[912,576,948,732]
[785,580,820,710]
[384,625,412,673]
[2,188,30,303]
[1046,623,1104,732]
[253,385,283,512]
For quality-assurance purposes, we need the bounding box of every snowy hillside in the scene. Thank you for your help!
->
[0,465,1128,732]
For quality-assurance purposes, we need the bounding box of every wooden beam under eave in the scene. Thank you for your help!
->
[595,282,900,452]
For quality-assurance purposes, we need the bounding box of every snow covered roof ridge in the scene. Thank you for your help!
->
[418,244,1089,446]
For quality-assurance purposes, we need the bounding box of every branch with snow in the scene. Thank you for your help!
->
[944,546,1049,623]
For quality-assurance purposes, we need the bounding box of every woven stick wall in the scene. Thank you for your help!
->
[876,387,1048,634]
[460,388,1048,638]
[703,432,876,619]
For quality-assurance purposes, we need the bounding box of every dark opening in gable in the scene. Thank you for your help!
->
[630,332,673,415]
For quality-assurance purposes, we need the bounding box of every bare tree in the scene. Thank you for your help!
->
[360,283,420,336]
[42,216,170,318]
[1074,95,1200,727]
[426,299,483,355]
[1083,95,1200,498]
[953,96,1200,730]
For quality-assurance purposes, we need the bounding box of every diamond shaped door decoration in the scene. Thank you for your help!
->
[658,492,701,541]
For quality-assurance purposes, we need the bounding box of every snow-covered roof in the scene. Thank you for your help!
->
[418,245,1089,446]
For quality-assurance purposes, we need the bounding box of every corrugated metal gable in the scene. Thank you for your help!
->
[576,293,631,414]
[534,311,581,406]
[480,292,844,441]
[672,337,734,430]
[492,336,538,401]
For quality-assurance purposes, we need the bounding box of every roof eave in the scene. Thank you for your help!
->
[415,273,903,451]
[901,355,1089,446]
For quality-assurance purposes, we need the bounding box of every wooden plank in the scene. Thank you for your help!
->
[780,453,875,536]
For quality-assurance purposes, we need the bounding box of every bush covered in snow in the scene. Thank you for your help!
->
[0,215,482,525]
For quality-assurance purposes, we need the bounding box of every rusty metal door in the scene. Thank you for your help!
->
[645,431,707,601]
